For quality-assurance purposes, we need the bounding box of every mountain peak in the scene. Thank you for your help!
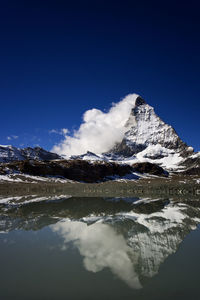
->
[109,97,190,157]
[135,96,146,107]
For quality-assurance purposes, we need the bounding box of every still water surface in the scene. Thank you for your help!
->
[0,195,200,300]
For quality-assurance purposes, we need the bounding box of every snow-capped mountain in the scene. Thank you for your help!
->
[108,96,192,157]
[70,95,197,171]
[0,95,198,173]
[0,145,61,163]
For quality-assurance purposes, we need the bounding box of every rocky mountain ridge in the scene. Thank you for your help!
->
[0,145,61,163]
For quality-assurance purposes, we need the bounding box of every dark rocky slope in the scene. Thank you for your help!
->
[0,159,168,183]
[132,162,169,176]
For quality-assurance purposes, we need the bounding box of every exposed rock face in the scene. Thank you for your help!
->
[132,162,168,177]
[178,154,200,175]
[0,145,61,163]
[109,96,189,157]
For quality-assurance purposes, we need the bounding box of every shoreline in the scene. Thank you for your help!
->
[0,176,199,199]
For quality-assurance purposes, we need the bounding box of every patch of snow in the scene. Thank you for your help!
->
[0,175,23,182]
[137,144,175,159]
[116,203,187,233]
[0,173,75,183]
[115,145,184,170]
[190,152,200,159]
[0,196,23,204]
[157,154,184,170]
[0,145,12,148]
[0,195,72,205]
[132,198,161,205]
[135,145,184,170]
[22,195,72,205]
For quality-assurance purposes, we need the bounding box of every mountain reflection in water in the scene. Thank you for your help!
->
[0,195,200,290]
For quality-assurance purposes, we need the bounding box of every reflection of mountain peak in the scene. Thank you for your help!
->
[118,203,200,279]
[1,196,200,288]
[128,223,184,278]
[50,200,200,287]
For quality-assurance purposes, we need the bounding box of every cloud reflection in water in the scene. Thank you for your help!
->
[51,220,142,289]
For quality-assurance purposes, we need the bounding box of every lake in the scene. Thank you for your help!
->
[0,195,200,300]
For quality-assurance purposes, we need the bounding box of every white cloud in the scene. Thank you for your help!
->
[49,129,59,134]
[49,128,69,135]
[61,128,68,135]
[52,94,139,156]
[7,135,18,141]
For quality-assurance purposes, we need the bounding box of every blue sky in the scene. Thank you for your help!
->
[0,0,200,152]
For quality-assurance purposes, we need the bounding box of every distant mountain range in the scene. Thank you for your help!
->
[0,145,61,163]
